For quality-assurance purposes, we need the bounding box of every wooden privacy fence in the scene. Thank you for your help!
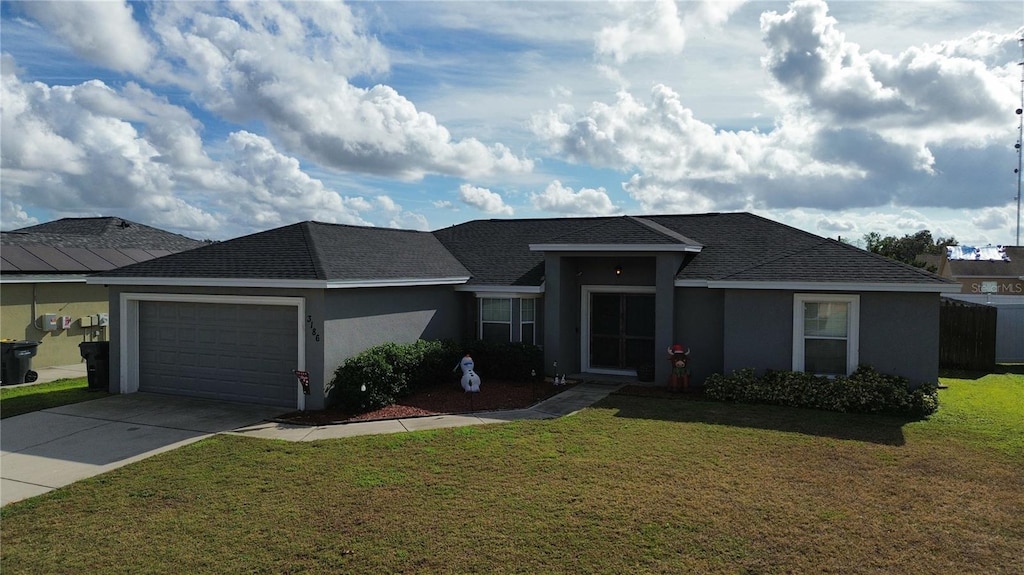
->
[939,298,996,371]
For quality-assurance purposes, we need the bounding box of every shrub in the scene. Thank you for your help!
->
[328,339,543,413]
[459,340,544,382]
[705,365,939,417]
[329,339,457,412]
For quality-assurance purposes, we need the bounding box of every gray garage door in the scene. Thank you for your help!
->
[138,301,298,407]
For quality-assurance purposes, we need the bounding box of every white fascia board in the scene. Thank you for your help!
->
[1,275,89,284]
[529,243,701,253]
[325,276,470,289]
[89,276,469,289]
[674,279,955,293]
[454,285,545,294]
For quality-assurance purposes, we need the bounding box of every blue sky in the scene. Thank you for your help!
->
[1,0,1021,246]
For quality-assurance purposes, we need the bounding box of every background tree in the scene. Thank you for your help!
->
[863,230,957,272]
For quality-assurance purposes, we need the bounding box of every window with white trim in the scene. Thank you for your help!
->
[520,298,536,345]
[480,298,512,342]
[793,294,859,375]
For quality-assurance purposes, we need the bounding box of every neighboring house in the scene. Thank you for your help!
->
[1,218,204,369]
[933,246,1024,362]
[89,213,957,411]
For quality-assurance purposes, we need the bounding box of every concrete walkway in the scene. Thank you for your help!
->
[1,369,623,506]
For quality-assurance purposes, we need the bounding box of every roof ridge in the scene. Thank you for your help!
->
[300,222,330,280]
[628,216,702,246]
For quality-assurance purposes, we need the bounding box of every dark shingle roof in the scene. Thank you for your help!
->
[434,212,954,287]
[88,212,955,289]
[1,217,204,273]
[539,216,700,247]
[646,213,953,285]
[433,217,606,286]
[96,222,469,282]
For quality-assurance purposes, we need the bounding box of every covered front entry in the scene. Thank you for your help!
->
[582,286,656,375]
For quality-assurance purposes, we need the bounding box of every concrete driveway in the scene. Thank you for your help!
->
[1,393,283,507]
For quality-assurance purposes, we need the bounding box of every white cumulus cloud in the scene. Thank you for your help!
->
[530,181,618,215]
[458,184,514,215]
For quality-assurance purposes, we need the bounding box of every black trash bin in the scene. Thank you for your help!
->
[78,341,110,391]
[1,339,40,385]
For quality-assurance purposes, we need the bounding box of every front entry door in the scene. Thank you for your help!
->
[589,293,655,371]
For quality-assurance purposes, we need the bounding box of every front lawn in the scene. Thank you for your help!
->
[1,373,1021,574]
[0,377,107,419]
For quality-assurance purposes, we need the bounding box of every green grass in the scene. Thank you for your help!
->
[1,374,1021,574]
[0,377,108,419]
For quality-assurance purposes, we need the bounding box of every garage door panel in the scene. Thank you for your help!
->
[139,301,298,407]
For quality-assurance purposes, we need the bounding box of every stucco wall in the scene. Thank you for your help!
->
[722,289,794,375]
[673,287,724,386]
[323,285,462,376]
[1,282,109,369]
[716,289,940,385]
[860,292,940,384]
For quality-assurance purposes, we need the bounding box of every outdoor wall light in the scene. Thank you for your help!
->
[614,265,622,276]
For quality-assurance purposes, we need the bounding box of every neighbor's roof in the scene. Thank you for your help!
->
[91,221,470,287]
[1,217,204,275]
[940,246,1024,278]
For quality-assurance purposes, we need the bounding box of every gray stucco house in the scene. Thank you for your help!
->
[89,212,957,411]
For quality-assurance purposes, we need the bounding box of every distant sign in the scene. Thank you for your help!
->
[965,280,1024,295]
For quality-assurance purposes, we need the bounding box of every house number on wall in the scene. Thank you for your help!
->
[306,315,321,342]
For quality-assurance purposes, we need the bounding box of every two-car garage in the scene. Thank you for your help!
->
[121,294,306,409]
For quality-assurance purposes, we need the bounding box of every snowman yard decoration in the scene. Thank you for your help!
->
[455,353,481,393]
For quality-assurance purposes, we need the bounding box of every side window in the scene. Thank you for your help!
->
[793,294,859,375]
[520,298,536,345]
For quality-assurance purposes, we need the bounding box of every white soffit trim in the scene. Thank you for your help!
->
[529,243,701,253]
[674,280,955,293]
[89,276,469,289]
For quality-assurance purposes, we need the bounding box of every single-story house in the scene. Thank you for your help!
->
[89,212,957,411]
[932,245,1024,362]
[1,218,204,369]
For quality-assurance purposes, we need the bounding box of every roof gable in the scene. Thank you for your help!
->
[94,222,470,285]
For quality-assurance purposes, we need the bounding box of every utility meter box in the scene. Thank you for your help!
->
[80,315,94,328]
[41,313,59,331]
[96,313,110,327]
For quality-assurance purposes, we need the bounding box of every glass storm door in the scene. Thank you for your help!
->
[589,293,656,370]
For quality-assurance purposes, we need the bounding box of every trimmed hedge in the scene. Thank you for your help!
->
[704,365,939,416]
[328,339,544,413]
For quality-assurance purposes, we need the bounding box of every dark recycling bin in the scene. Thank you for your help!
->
[79,341,110,391]
[1,339,40,385]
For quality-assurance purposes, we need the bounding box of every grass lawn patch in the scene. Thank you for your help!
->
[0,377,107,419]
[1,374,1021,574]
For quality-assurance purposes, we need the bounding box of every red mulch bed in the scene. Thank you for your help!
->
[274,379,577,426]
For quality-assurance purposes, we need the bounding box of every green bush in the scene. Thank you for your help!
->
[328,339,543,413]
[329,339,458,412]
[705,365,939,417]
[458,340,544,382]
